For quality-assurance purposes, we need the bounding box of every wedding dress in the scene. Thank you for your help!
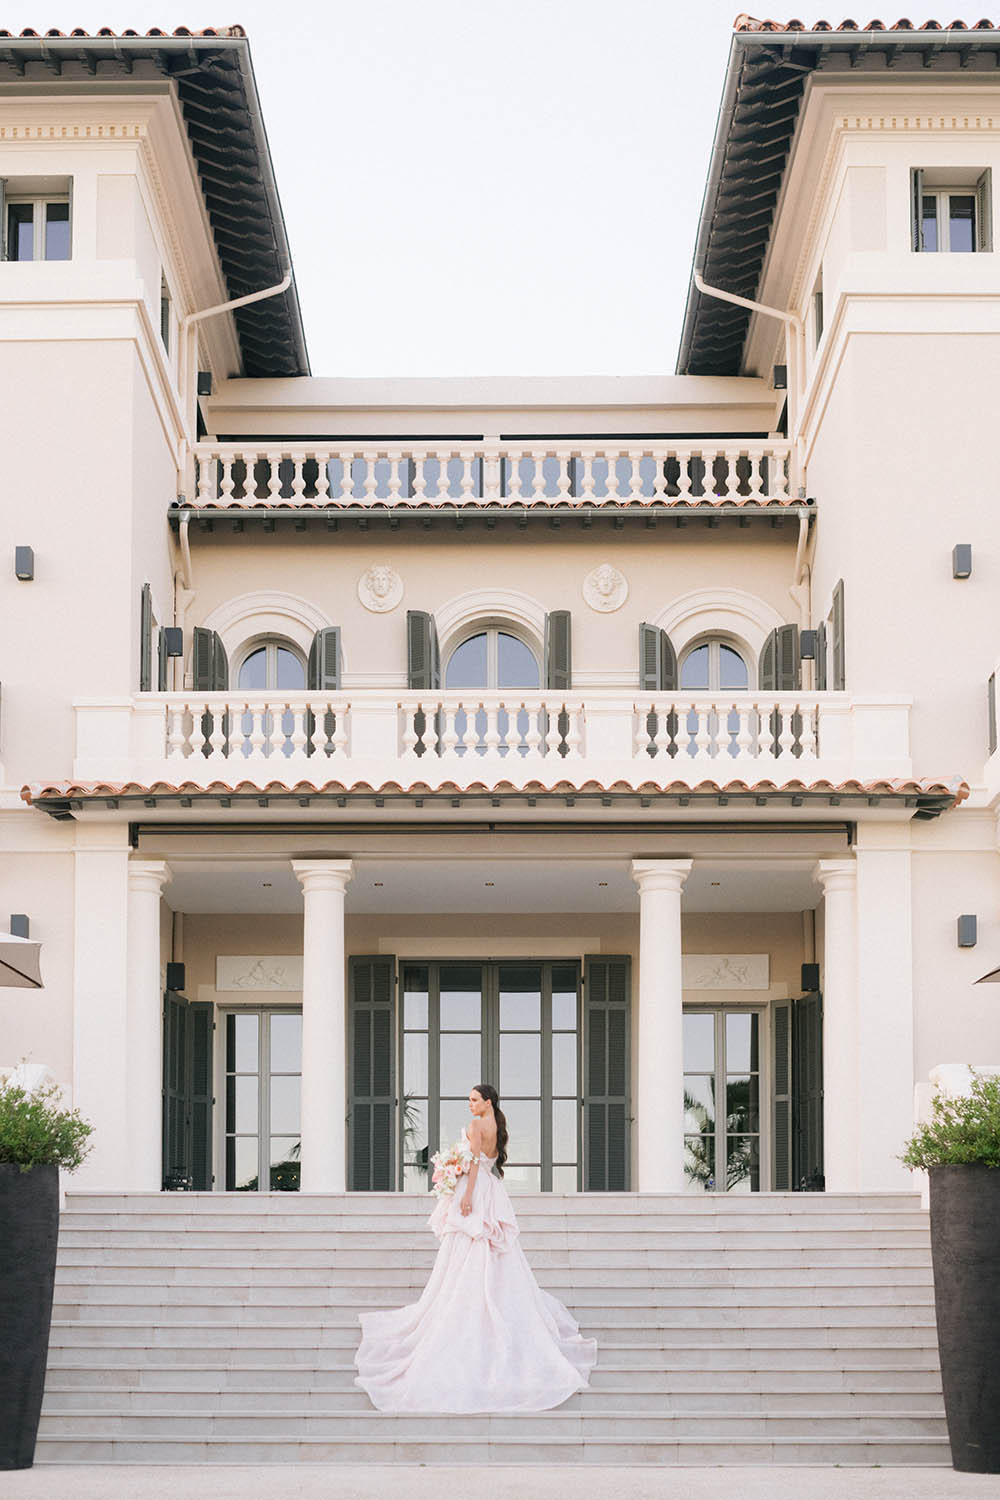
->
[354,1127,598,1412]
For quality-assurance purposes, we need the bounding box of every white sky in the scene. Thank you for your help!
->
[5,3,998,375]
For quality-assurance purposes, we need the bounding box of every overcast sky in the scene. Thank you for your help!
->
[6,3,998,375]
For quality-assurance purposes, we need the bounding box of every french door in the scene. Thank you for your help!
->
[399,961,581,1192]
[683,1005,765,1193]
[221,1007,303,1191]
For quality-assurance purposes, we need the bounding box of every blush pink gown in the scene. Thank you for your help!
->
[354,1129,598,1412]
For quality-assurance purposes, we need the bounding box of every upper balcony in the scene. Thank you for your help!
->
[23,686,965,823]
[178,438,805,527]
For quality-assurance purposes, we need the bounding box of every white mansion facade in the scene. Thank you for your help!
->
[1,17,998,1204]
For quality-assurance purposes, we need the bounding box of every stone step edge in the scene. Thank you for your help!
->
[40,1362,943,1376]
[31,1433,950,1447]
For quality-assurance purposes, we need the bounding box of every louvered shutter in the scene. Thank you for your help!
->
[140,583,153,692]
[544,611,572,691]
[775,624,800,691]
[911,168,924,251]
[192,627,227,691]
[583,956,631,1191]
[212,631,229,691]
[157,628,169,691]
[639,623,660,692]
[989,672,997,757]
[830,581,845,691]
[189,1001,214,1191]
[406,611,440,690]
[758,630,777,690]
[772,999,792,1191]
[308,627,341,690]
[792,992,824,1191]
[349,956,397,1191]
[977,170,992,253]
[161,990,188,1188]
[814,620,828,691]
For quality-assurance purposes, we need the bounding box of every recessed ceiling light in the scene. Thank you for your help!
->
[373,881,384,887]
[710,881,721,887]
[261,882,272,888]
[598,881,608,887]
[485,881,495,887]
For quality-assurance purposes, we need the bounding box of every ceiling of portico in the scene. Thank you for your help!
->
[162,855,824,917]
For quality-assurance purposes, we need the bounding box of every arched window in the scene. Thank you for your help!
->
[679,637,750,692]
[237,640,307,692]
[445,628,540,691]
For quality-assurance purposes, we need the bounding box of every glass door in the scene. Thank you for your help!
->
[683,1006,764,1193]
[400,961,581,1192]
[222,1007,302,1191]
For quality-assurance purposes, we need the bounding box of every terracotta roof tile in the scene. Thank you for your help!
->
[174,494,810,515]
[0,26,244,39]
[733,15,997,32]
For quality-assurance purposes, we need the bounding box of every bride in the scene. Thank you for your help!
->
[354,1082,598,1412]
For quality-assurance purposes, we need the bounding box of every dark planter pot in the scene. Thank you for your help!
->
[0,1163,59,1470]
[929,1163,1000,1473]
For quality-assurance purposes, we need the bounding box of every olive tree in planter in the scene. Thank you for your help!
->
[0,1081,93,1470]
[902,1071,1000,1474]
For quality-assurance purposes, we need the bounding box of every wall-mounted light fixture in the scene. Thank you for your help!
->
[165,961,185,992]
[162,627,184,658]
[197,371,213,397]
[953,544,972,579]
[773,365,787,390]
[9,914,29,939]
[14,547,34,581]
[800,630,817,660]
[801,962,820,992]
[958,914,978,948]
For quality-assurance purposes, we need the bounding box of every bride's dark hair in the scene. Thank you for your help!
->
[473,1083,508,1176]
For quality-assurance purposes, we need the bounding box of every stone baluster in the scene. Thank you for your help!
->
[693,702,712,757]
[556,450,572,502]
[653,704,671,758]
[289,700,308,758]
[266,451,283,504]
[442,704,459,754]
[401,704,419,757]
[675,448,693,499]
[459,453,475,502]
[196,449,215,503]
[799,706,818,758]
[564,704,582,757]
[506,451,523,504]
[627,451,645,501]
[604,452,620,500]
[331,707,348,756]
[290,451,306,502]
[778,704,797,758]
[484,702,501,754]
[339,452,355,503]
[219,454,235,503]
[412,451,428,502]
[524,704,542,755]
[531,450,547,503]
[167,705,186,760]
[362,452,378,506]
[545,705,562,756]
[248,703,267,758]
[735,703,755,758]
[314,453,331,502]
[579,453,596,501]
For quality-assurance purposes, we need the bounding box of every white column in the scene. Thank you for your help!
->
[73,830,131,1190]
[631,858,693,1193]
[815,858,858,1192]
[855,844,914,1191]
[126,860,171,1191]
[292,859,353,1193]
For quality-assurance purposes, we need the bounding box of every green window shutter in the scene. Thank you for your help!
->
[161,990,214,1191]
[192,627,228,691]
[776,623,800,691]
[772,999,792,1192]
[406,610,440,690]
[814,620,828,691]
[307,627,341,691]
[545,610,572,691]
[660,630,678,692]
[157,627,169,692]
[758,629,777,690]
[911,168,924,251]
[349,956,397,1191]
[139,583,152,692]
[583,955,631,1192]
[162,989,188,1188]
[792,992,824,1191]
[977,169,992,253]
[989,673,997,757]
[831,580,845,691]
[639,623,660,691]
[212,631,229,692]
[189,1001,214,1192]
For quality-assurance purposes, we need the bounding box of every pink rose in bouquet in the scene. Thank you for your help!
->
[429,1139,474,1198]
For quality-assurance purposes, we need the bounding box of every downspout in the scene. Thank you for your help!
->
[692,270,806,495]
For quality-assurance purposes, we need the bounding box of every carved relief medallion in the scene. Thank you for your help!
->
[583,562,628,613]
[358,563,404,613]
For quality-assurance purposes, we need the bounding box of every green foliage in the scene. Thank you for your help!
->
[901,1072,1000,1170]
[0,1083,94,1172]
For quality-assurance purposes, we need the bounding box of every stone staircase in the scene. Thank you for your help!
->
[37,1191,948,1465]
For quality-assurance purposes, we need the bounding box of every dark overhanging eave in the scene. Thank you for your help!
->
[677,27,1000,377]
[0,33,309,378]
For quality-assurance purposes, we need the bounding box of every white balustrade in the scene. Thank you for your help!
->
[634,695,822,767]
[399,698,584,762]
[190,441,793,509]
[158,694,348,766]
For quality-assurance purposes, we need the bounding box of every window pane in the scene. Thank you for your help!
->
[683,1011,715,1072]
[401,1097,428,1160]
[439,968,481,1029]
[446,633,488,689]
[227,1012,259,1073]
[439,1096,472,1148]
[269,1074,301,1135]
[275,647,306,689]
[725,1012,758,1074]
[228,1136,258,1191]
[8,203,33,261]
[551,1164,578,1192]
[684,1074,716,1134]
[719,645,749,690]
[680,644,710,689]
[684,1135,715,1192]
[726,1074,760,1135]
[551,969,578,1029]
[726,1134,760,1193]
[238,648,267,690]
[404,1032,428,1095]
[552,1032,577,1096]
[497,633,540,689]
[504,1164,541,1192]
[499,967,541,1029]
[503,1099,541,1161]
[439,1033,482,1094]
[403,968,428,1029]
[404,1163,429,1193]
[921,195,938,252]
[226,1074,258,1134]
[949,194,975,252]
[269,1013,302,1072]
[500,1032,541,1096]
[44,202,70,260]
[552,1099,578,1162]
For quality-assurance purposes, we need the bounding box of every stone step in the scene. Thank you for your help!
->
[36,1408,948,1439]
[31,1433,952,1466]
[63,1192,924,1214]
[41,1364,944,1394]
[40,1385,945,1416]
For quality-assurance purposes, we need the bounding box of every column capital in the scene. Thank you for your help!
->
[292,858,354,896]
[127,859,171,896]
[814,858,857,896]
[631,858,693,896]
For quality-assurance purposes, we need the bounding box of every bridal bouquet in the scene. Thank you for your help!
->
[429,1139,473,1198]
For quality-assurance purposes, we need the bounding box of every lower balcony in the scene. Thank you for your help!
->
[55,691,927,815]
